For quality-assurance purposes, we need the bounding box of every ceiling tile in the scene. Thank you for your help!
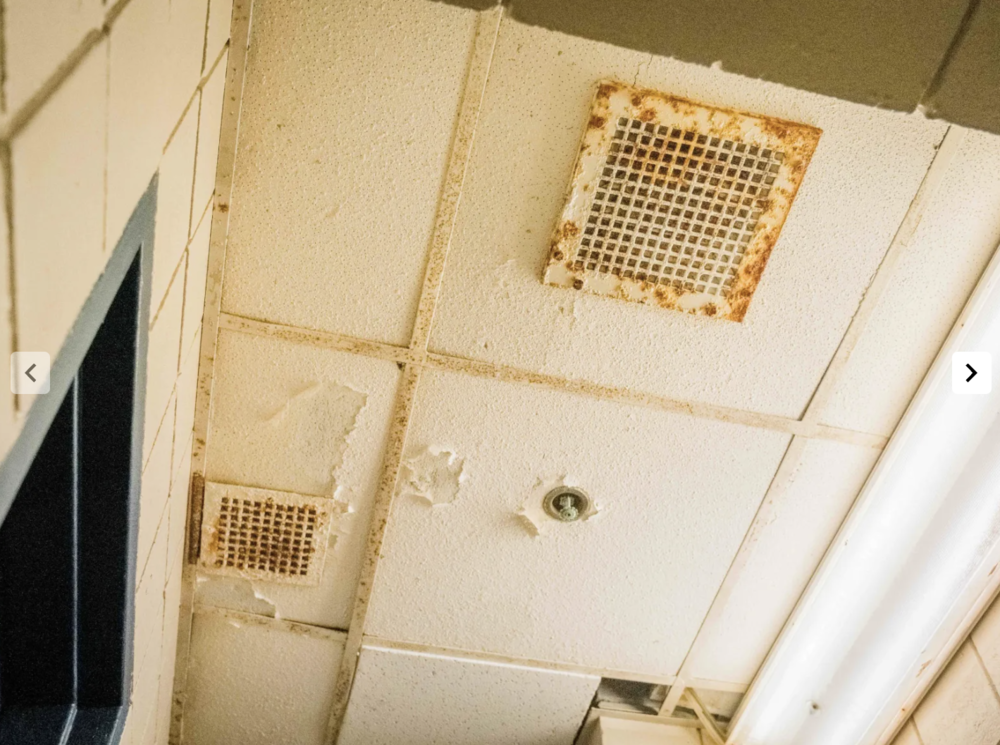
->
[688,438,880,685]
[181,611,345,745]
[820,129,1000,436]
[203,328,400,627]
[339,644,599,745]
[428,18,947,419]
[220,0,478,345]
[365,368,789,675]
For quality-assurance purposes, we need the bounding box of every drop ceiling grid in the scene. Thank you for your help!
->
[363,365,792,676]
[172,4,984,740]
[426,16,949,420]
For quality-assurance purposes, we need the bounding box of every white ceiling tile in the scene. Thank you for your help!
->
[220,0,478,345]
[820,128,1000,436]
[429,18,948,418]
[338,645,599,745]
[181,610,344,745]
[688,438,880,685]
[365,368,789,675]
[203,328,400,627]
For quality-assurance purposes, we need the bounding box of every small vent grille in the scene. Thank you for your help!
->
[545,81,821,322]
[198,482,333,585]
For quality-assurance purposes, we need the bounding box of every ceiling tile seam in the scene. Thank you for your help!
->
[217,310,888,448]
[658,437,808,717]
[409,6,503,354]
[799,126,966,425]
[326,13,502,740]
[358,635,749,691]
[170,1,253,743]
[193,603,349,643]
[325,364,421,745]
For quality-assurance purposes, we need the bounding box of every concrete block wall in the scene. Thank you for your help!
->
[0,0,234,742]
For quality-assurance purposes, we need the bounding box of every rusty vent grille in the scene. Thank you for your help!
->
[545,81,821,321]
[198,482,333,585]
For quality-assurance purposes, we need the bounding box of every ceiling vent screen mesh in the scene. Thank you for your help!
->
[544,81,821,321]
[198,482,334,585]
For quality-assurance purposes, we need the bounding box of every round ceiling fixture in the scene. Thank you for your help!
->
[543,487,591,523]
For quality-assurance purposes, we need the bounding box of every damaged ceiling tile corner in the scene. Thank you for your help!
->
[398,446,467,506]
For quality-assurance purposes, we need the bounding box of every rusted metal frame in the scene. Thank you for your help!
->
[322,8,503,744]
[544,82,821,322]
[168,0,253,740]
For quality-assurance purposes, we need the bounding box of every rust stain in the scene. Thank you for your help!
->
[544,79,821,322]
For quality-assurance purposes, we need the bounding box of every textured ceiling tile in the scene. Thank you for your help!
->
[428,18,947,419]
[365,368,789,675]
[203,329,400,628]
[221,0,477,345]
[339,645,599,745]
[506,1,968,112]
[913,642,1000,745]
[922,0,1000,135]
[688,438,880,685]
[181,611,345,745]
[820,129,1000,436]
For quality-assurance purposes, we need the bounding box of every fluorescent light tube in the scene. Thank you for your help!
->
[729,242,1000,745]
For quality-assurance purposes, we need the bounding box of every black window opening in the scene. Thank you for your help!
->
[0,179,155,745]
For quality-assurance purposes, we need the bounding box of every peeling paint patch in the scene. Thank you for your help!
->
[399,447,467,506]
[262,381,367,497]
[516,476,601,537]
[195,574,279,618]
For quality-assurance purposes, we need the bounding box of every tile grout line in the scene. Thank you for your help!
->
[658,436,807,717]
[800,125,965,425]
[168,0,253,740]
[324,8,503,744]
[407,7,502,356]
[324,366,420,745]
[971,637,1000,710]
[220,310,888,449]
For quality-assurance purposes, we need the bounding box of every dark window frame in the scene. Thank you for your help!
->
[0,177,156,744]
